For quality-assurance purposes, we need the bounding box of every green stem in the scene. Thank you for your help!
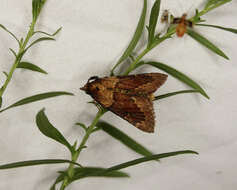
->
[59,108,106,190]
[0,21,36,97]
[123,48,150,75]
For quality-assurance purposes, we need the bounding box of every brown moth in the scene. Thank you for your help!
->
[172,14,193,37]
[80,73,168,133]
[161,10,169,23]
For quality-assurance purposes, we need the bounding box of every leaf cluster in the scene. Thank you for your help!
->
[112,0,236,100]
[0,0,67,111]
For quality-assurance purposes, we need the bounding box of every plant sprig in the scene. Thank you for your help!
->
[0,0,66,110]
[56,0,237,188]
[39,0,237,189]
[0,1,236,190]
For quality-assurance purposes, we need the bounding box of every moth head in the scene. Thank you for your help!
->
[80,76,101,95]
[182,13,187,18]
[80,83,89,94]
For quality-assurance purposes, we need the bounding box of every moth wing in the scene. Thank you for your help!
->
[184,20,193,27]
[117,73,167,93]
[108,92,155,133]
[172,17,182,24]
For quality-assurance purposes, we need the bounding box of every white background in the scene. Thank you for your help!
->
[0,0,237,189]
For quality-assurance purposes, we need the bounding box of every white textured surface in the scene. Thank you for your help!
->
[0,0,237,189]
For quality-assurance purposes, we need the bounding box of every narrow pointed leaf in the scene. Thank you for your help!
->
[75,122,88,131]
[26,37,55,51]
[147,0,161,47]
[205,0,231,10]
[139,61,209,99]
[50,184,56,190]
[96,121,154,157]
[9,48,17,58]
[17,61,48,74]
[34,27,62,36]
[0,159,81,170]
[155,90,200,100]
[72,167,129,181]
[106,150,198,172]
[187,29,229,60]
[50,167,129,186]
[2,71,8,78]
[0,24,20,46]
[196,23,237,34]
[0,91,74,113]
[50,174,65,190]
[111,0,147,75]
[36,109,73,153]
[0,97,2,108]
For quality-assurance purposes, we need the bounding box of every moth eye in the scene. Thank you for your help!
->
[96,87,99,91]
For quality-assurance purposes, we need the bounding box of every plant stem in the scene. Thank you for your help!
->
[0,21,36,97]
[123,48,150,75]
[59,108,106,190]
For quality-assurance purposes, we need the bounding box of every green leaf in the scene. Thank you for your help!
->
[147,0,161,47]
[187,29,229,60]
[2,71,8,78]
[50,173,66,190]
[138,61,209,99]
[190,9,206,24]
[32,0,46,21]
[50,184,56,190]
[205,0,231,10]
[72,167,129,181]
[190,1,232,22]
[0,97,2,108]
[50,150,197,185]
[0,159,81,170]
[9,48,17,58]
[0,24,20,46]
[106,150,198,172]
[34,27,62,37]
[75,122,88,132]
[196,23,237,34]
[110,0,147,75]
[155,90,200,100]
[96,121,154,157]
[26,37,55,51]
[20,38,24,46]
[50,167,129,187]
[36,109,73,154]
[0,91,74,113]
[17,61,48,74]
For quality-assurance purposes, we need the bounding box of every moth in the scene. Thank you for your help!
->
[161,10,169,23]
[172,14,193,37]
[80,73,168,133]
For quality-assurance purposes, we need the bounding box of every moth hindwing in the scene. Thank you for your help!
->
[80,73,168,133]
